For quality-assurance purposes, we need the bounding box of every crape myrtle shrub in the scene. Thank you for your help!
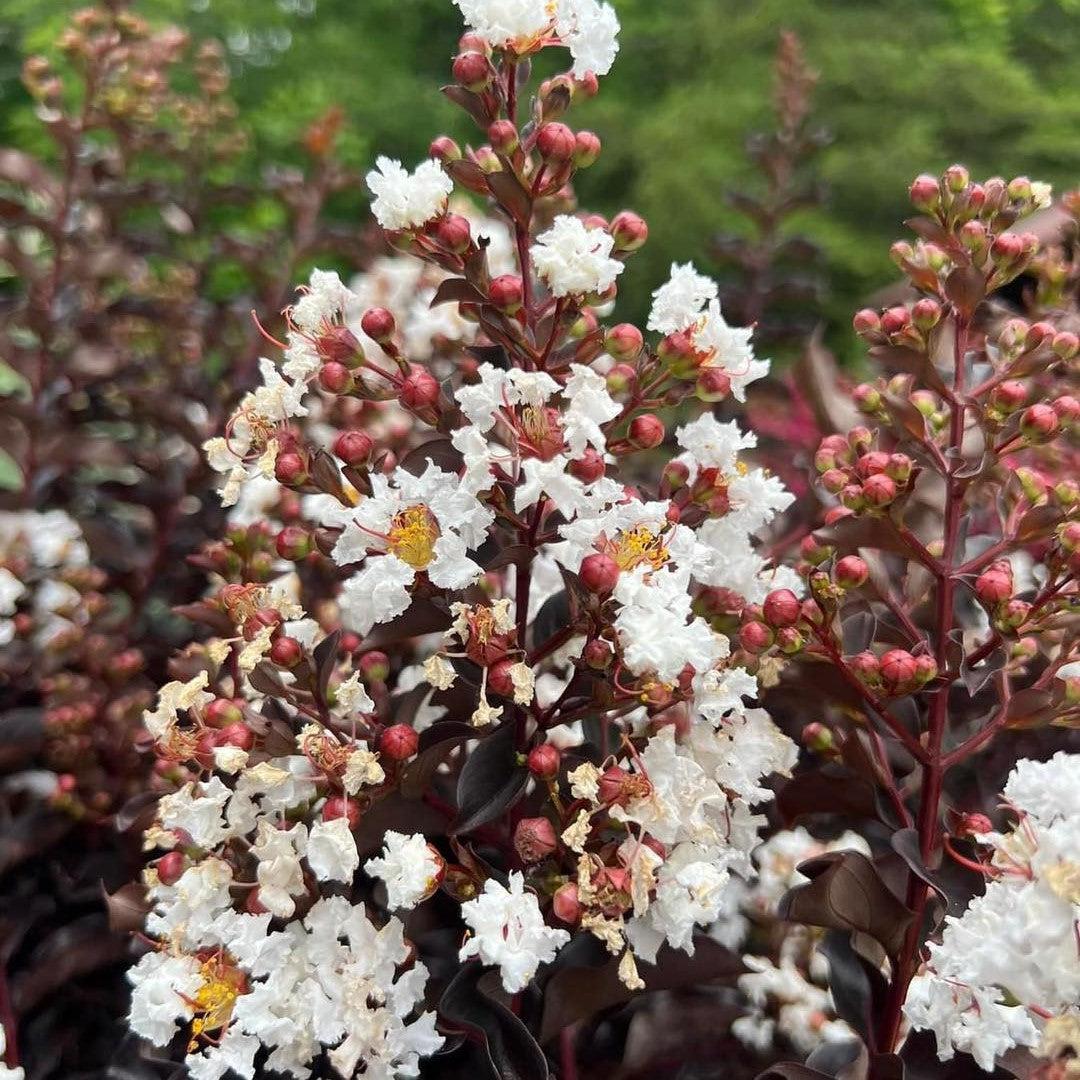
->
[106,4,1080,1080]
[0,6,369,1076]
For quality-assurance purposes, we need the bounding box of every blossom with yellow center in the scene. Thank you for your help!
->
[604,526,670,574]
[387,505,441,570]
[187,954,246,1050]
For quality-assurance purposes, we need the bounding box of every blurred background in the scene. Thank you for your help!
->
[5,0,1080,356]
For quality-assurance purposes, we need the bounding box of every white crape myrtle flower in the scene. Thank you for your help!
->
[554,0,620,76]
[452,0,620,76]
[127,950,204,1045]
[692,300,770,402]
[251,819,308,918]
[333,461,494,635]
[306,817,360,883]
[142,670,213,741]
[366,156,453,232]
[904,752,1080,1071]
[647,262,719,335]
[365,831,443,910]
[459,871,571,992]
[562,362,621,455]
[531,215,624,299]
[158,777,233,850]
[0,567,25,616]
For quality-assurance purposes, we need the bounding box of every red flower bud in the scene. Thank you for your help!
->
[205,698,243,729]
[835,555,869,589]
[991,232,1025,265]
[853,308,881,334]
[274,451,308,486]
[489,274,524,312]
[628,414,665,449]
[763,588,800,629]
[885,453,913,483]
[434,212,472,253]
[850,650,881,684]
[579,552,620,594]
[914,655,938,685]
[605,363,636,395]
[333,430,374,467]
[881,306,911,335]
[486,657,517,699]
[487,119,518,154]
[400,367,441,412]
[276,526,312,561]
[975,560,1014,605]
[739,620,774,654]
[802,722,835,754]
[1020,403,1059,442]
[955,812,993,838]
[775,626,804,654]
[323,796,361,829]
[514,817,558,863]
[157,851,186,885]
[605,322,643,361]
[1052,331,1080,359]
[820,468,849,495]
[536,122,576,161]
[696,367,732,402]
[598,765,650,807]
[856,451,890,478]
[909,173,941,210]
[527,743,561,778]
[270,636,303,668]
[380,724,419,761]
[569,449,606,483]
[609,210,648,252]
[429,135,462,163]
[861,473,897,508]
[319,361,353,395]
[361,307,396,343]
[880,649,918,693]
[1052,395,1080,425]
[452,50,493,91]
[316,324,362,365]
[553,882,582,924]
[912,298,942,330]
[573,130,601,167]
[583,639,612,670]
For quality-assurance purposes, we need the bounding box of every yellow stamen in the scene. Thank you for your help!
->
[609,526,670,573]
[388,504,441,570]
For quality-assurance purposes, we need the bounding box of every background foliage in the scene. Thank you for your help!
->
[4,0,1080,352]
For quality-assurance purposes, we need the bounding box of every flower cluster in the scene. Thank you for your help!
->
[126,2,805,1073]
[905,753,1080,1072]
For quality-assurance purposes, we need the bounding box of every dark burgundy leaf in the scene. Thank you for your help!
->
[363,599,452,650]
[439,963,550,1080]
[399,437,464,477]
[400,722,474,799]
[0,708,44,769]
[104,881,151,934]
[114,791,162,834]
[486,170,533,228]
[777,766,882,827]
[248,660,287,697]
[313,628,342,706]
[778,850,915,957]
[440,85,493,129]
[431,277,487,307]
[841,610,878,655]
[818,930,887,1049]
[944,267,986,320]
[1015,504,1061,542]
[453,720,528,836]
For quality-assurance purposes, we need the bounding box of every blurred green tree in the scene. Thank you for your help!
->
[4,0,1080,353]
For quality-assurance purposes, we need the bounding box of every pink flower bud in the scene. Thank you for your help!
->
[662,459,690,491]
[885,453,913,483]
[323,796,361,828]
[514,817,558,863]
[914,655,938,685]
[274,451,308,486]
[880,649,917,693]
[488,274,524,313]
[850,650,881,685]
[1020,403,1059,442]
[579,552,620,594]
[802,722,835,754]
[487,119,518,154]
[856,451,890,477]
[852,308,881,334]
[434,212,472,253]
[739,620,774,654]
[429,135,462,163]
[598,765,649,807]
[881,306,911,335]
[943,164,970,193]
[628,414,665,449]
[157,851,185,886]
[853,383,882,413]
[452,51,492,91]
[553,882,582,924]
[569,449,606,483]
[848,426,874,454]
[909,173,941,210]
[527,744,561,778]
[205,698,244,729]
[776,626,805,654]
[990,380,1027,412]
[583,639,612,670]
[276,526,312,561]
[995,599,1031,632]
[1052,331,1080,359]
[609,210,648,252]
[317,325,362,365]
[361,306,396,343]
[400,367,441,412]
[270,636,303,668]
[820,468,848,495]
[696,367,732,402]
[486,657,517,699]
[912,298,942,330]
[359,650,390,683]
[763,588,800,629]
[380,724,419,761]
[573,130,601,167]
[333,430,374,467]
[219,722,254,752]
[975,560,1014,605]
[955,811,993,838]
[1059,521,1080,553]
[536,122,576,161]
[835,555,869,589]
[1053,395,1080,425]
[861,473,897,508]
[605,362,636,395]
[991,232,1025,265]
[319,361,353,395]
[604,322,643,361]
